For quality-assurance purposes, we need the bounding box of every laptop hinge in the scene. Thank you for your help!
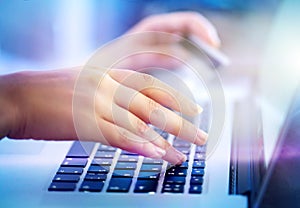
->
[229,99,263,206]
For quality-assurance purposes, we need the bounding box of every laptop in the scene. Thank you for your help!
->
[1,2,300,207]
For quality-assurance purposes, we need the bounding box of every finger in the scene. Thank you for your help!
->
[108,69,202,117]
[128,12,221,47]
[113,51,184,70]
[97,118,186,164]
[150,131,187,165]
[183,12,221,48]
[113,84,208,145]
[97,98,187,164]
[101,102,160,143]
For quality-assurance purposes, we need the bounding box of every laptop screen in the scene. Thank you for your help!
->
[259,0,300,168]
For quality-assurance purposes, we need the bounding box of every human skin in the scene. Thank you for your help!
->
[0,12,220,164]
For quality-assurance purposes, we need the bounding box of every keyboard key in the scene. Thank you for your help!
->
[160,131,169,140]
[84,173,107,181]
[87,165,110,174]
[143,158,163,165]
[168,162,189,169]
[172,139,191,148]
[152,127,169,140]
[118,155,139,163]
[91,158,113,166]
[57,167,83,175]
[94,151,115,158]
[176,147,191,155]
[189,185,202,194]
[164,176,186,184]
[162,184,184,193]
[165,168,187,176]
[107,178,132,192]
[193,161,205,168]
[79,180,104,192]
[66,141,95,158]
[121,150,139,155]
[115,162,137,170]
[195,146,206,153]
[140,164,162,172]
[48,182,76,191]
[53,174,80,182]
[173,143,191,148]
[61,158,88,167]
[176,146,191,151]
[190,176,204,185]
[194,153,206,161]
[97,145,117,152]
[134,179,158,193]
[138,172,160,180]
[191,168,205,176]
[181,150,190,155]
[113,170,135,178]
[152,126,162,133]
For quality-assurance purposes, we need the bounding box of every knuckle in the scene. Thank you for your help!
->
[147,98,160,112]
[141,73,155,86]
[177,122,183,136]
[161,139,171,150]
[174,115,184,135]
[136,119,150,136]
[177,118,195,140]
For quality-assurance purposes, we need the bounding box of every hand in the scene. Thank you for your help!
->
[128,11,220,47]
[0,68,207,164]
[116,11,221,70]
[0,12,215,164]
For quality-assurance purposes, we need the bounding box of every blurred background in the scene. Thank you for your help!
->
[0,0,280,76]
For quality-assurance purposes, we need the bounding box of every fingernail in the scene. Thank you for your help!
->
[209,30,221,47]
[195,129,208,146]
[178,154,187,165]
[190,102,203,115]
[163,147,187,165]
[172,149,187,165]
[153,146,166,158]
[197,104,203,114]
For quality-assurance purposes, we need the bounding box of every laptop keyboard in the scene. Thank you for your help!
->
[48,131,206,194]
[48,102,210,194]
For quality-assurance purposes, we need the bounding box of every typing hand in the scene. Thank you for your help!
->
[1,68,207,164]
[0,12,215,164]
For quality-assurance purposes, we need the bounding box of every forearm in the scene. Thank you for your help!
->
[0,73,19,139]
[0,69,79,141]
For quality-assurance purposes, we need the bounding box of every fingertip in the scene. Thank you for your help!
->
[137,143,167,159]
[180,154,187,165]
[202,18,221,47]
[162,146,187,165]
[189,13,221,48]
[197,104,203,114]
[195,129,208,146]
[186,102,203,117]
[209,30,221,48]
